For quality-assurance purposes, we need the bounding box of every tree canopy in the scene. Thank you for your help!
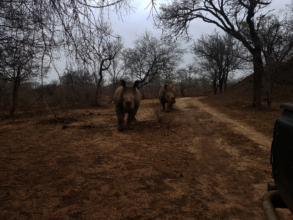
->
[122,31,184,88]
[155,0,273,107]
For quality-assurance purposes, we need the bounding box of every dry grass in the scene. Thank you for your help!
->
[0,98,292,219]
[141,99,177,130]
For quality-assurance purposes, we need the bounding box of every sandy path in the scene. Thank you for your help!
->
[174,97,271,219]
[174,97,293,219]
[177,97,271,150]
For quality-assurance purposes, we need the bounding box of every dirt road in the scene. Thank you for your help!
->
[178,97,271,150]
[0,97,292,219]
[174,98,271,219]
[173,97,292,220]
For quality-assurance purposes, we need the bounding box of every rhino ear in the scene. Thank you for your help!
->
[133,80,140,89]
[165,84,168,89]
[121,80,126,88]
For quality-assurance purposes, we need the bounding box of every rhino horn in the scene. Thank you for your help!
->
[133,80,140,89]
[121,79,126,88]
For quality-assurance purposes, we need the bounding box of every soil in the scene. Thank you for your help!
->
[0,97,292,220]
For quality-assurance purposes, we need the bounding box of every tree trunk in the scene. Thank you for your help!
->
[266,83,272,108]
[69,74,79,102]
[224,72,228,91]
[252,51,264,107]
[93,60,109,106]
[95,68,103,105]
[93,69,102,106]
[219,79,223,93]
[265,75,274,109]
[218,69,224,93]
[10,67,21,117]
[213,80,217,95]
[93,72,99,106]
[94,86,99,106]
[180,84,185,96]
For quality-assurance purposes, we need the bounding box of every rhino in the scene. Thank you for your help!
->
[113,80,141,131]
[159,84,176,112]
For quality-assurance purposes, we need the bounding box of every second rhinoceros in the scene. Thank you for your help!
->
[159,84,176,112]
[113,80,141,131]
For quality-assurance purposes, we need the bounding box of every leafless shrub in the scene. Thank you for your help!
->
[42,88,70,121]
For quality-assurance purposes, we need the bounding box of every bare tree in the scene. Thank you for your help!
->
[91,34,123,105]
[62,19,124,105]
[160,68,177,85]
[0,0,132,44]
[107,55,127,95]
[258,15,293,107]
[176,67,197,96]
[0,2,50,116]
[0,0,169,114]
[197,57,220,95]
[60,68,96,104]
[285,0,293,31]
[155,0,276,107]
[122,31,184,89]
[192,31,246,94]
[0,0,131,84]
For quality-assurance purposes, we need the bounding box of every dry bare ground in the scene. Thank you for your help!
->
[0,97,292,219]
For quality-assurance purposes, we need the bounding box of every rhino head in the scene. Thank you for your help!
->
[121,80,140,112]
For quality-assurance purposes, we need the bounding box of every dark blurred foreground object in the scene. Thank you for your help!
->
[262,103,293,220]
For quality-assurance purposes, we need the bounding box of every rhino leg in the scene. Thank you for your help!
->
[160,99,166,111]
[132,107,139,122]
[116,106,125,131]
[127,107,138,129]
[133,117,137,122]
[166,102,173,112]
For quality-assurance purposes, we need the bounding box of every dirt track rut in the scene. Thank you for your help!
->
[174,97,291,219]
[177,97,271,150]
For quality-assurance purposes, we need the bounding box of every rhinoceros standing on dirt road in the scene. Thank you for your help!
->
[159,84,176,112]
[113,80,141,131]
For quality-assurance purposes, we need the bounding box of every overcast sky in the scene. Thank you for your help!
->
[48,0,291,82]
